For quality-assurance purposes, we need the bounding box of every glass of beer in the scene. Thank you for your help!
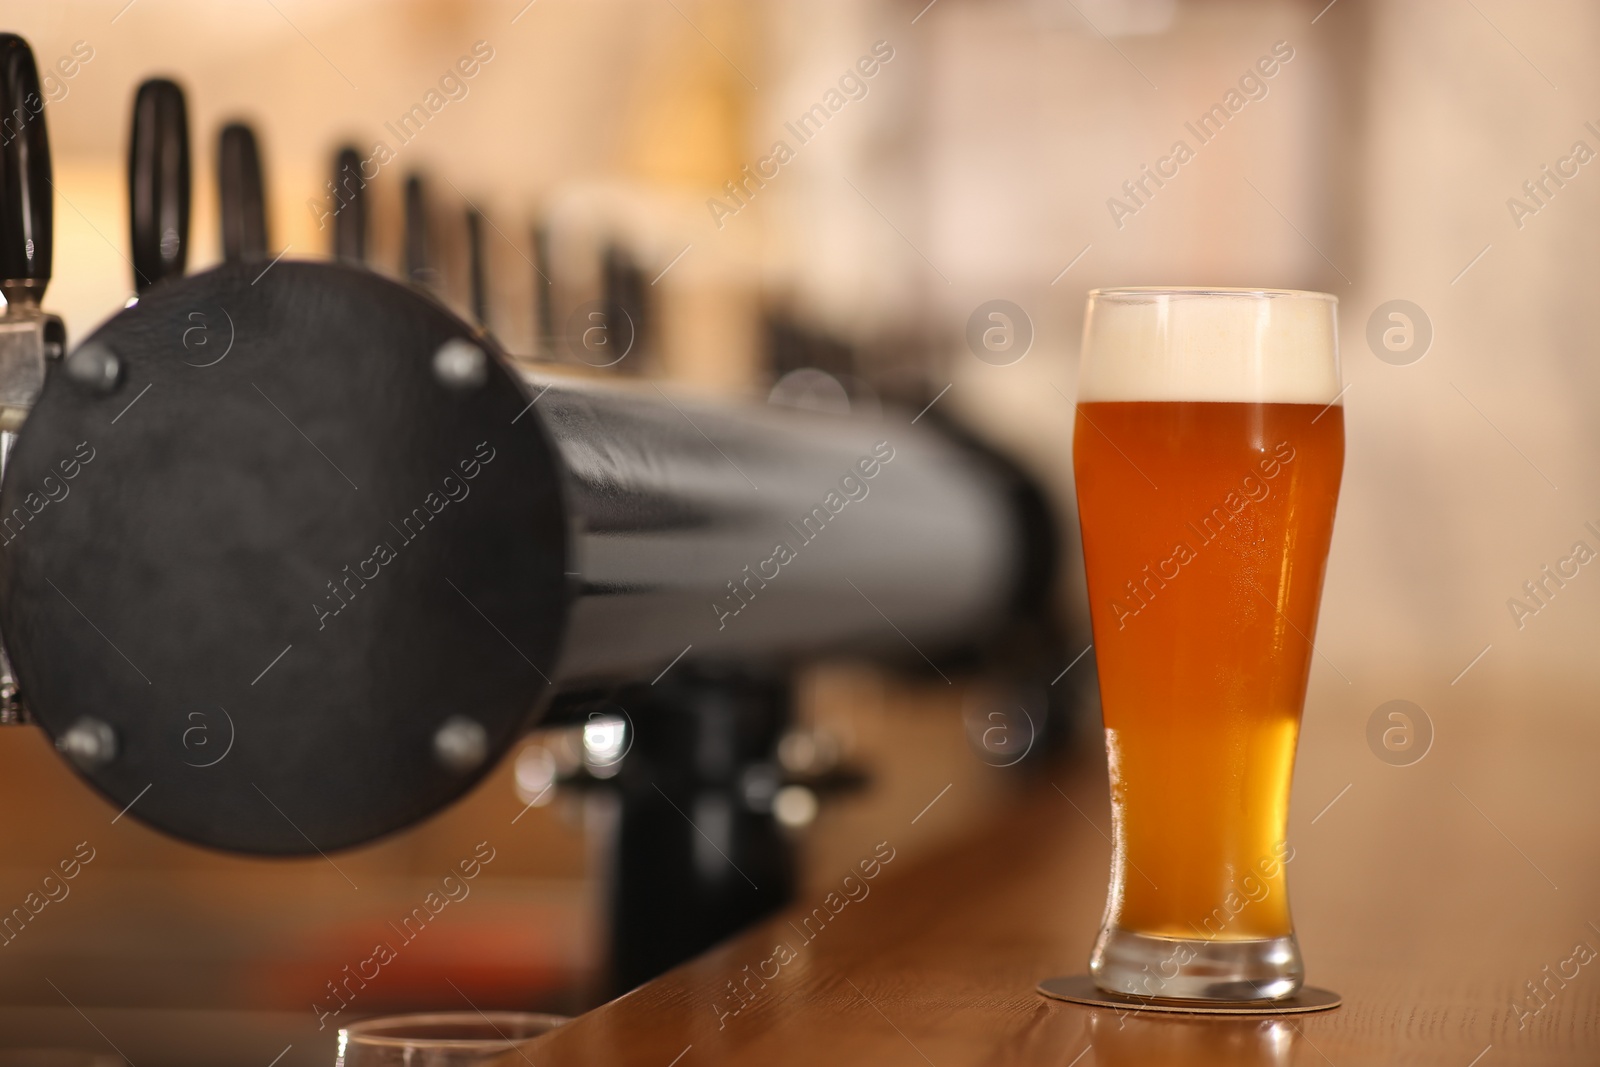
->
[1072,287,1344,1001]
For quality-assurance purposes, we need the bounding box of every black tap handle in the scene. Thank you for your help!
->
[466,207,488,327]
[331,145,367,264]
[403,173,429,288]
[0,34,52,308]
[602,244,648,373]
[532,223,555,358]
[128,78,190,292]
[218,122,268,265]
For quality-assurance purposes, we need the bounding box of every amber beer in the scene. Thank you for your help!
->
[1072,288,1344,1001]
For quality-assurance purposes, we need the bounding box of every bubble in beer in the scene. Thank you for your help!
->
[1365,699,1433,766]
[965,299,1033,366]
[1365,299,1432,366]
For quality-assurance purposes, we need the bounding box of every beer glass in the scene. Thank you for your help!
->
[1072,288,1344,1001]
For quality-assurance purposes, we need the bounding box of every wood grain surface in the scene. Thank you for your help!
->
[516,685,1600,1065]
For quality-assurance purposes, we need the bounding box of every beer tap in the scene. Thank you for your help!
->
[600,243,648,374]
[331,145,367,265]
[0,36,51,319]
[466,207,488,330]
[531,223,555,360]
[0,33,62,421]
[128,78,190,292]
[0,33,64,723]
[218,121,268,265]
[403,172,433,290]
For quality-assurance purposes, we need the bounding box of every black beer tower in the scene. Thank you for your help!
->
[0,33,1080,992]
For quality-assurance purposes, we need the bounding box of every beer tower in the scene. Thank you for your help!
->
[0,33,1081,991]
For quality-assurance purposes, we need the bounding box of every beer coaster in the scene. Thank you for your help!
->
[1036,975,1342,1015]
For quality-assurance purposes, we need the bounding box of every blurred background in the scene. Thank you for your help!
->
[2,0,1598,1062]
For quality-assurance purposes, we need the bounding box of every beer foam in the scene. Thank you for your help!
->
[1078,289,1341,404]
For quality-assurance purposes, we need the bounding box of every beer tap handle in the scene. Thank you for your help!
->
[128,78,190,292]
[532,223,555,359]
[218,122,268,265]
[403,173,430,289]
[601,244,647,374]
[0,34,52,309]
[466,207,488,328]
[332,145,367,265]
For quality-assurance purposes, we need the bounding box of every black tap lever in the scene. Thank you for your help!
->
[404,172,431,289]
[331,145,367,265]
[218,121,268,265]
[0,33,52,310]
[128,78,190,292]
[466,207,488,329]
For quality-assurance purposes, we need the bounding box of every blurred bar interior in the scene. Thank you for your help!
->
[3,0,1598,1062]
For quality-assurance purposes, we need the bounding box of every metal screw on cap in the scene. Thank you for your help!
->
[433,715,489,773]
[63,343,122,394]
[58,717,118,769]
[432,338,488,390]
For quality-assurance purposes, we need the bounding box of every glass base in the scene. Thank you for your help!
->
[1090,927,1304,1002]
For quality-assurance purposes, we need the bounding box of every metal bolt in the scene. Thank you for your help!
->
[434,715,489,773]
[63,343,122,394]
[432,338,488,390]
[58,717,118,770]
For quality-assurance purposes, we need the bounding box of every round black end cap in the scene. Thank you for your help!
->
[0,261,568,853]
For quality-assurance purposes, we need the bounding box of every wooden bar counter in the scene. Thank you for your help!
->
[521,683,1600,1065]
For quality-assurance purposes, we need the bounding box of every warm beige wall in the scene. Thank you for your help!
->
[903,0,1600,719]
[1345,0,1600,697]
